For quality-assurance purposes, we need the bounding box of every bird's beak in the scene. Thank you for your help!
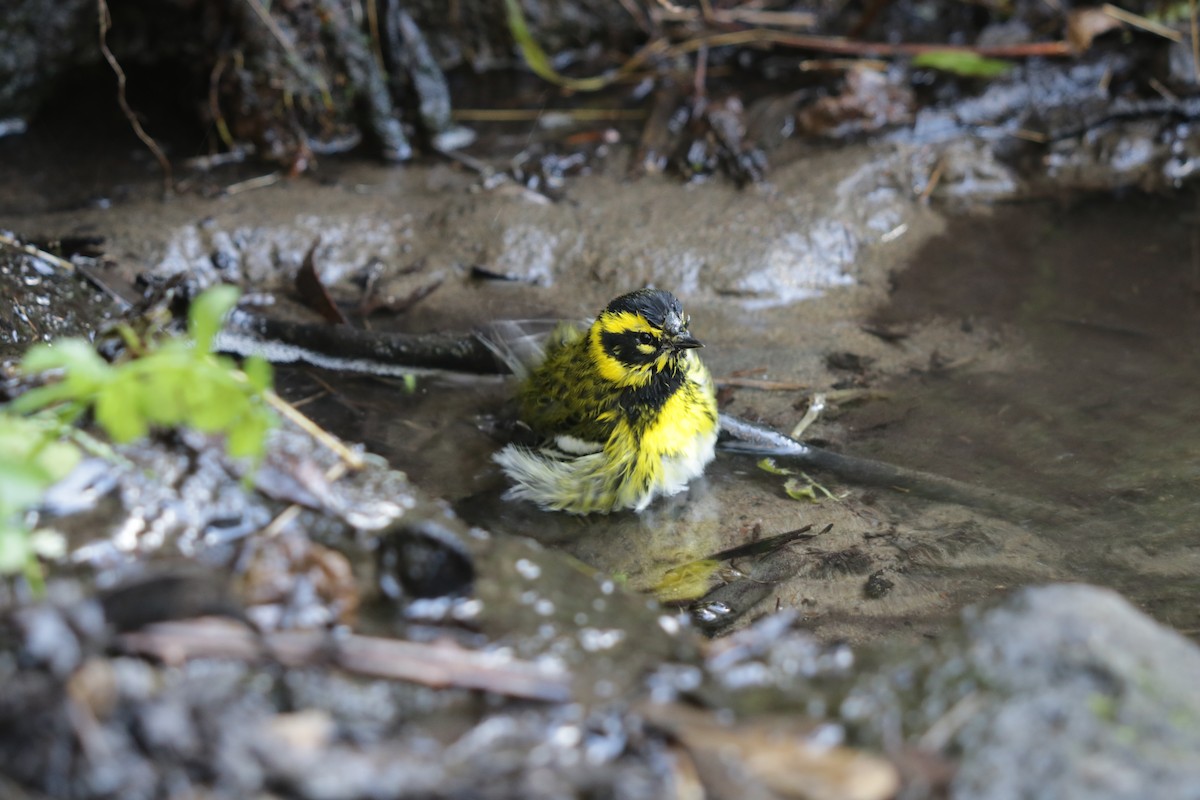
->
[670,331,703,350]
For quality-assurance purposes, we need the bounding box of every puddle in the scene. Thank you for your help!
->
[847,193,1200,636]
[281,192,1200,642]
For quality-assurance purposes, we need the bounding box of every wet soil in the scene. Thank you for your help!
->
[3,123,1198,649]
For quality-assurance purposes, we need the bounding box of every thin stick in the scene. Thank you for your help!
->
[225,172,282,195]
[241,0,335,109]
[716,377,809,391]
[97,0,173,195]
[259,460,348,538]
[919,157,945,205]
[1191,0,1200,84]
[652,6,818,28]
[118,619,573,702]
[451,108,647,122]
[1101,3,1183,42]
[669,27,1073,58]
[262,390,365,470]
[0,232,76,273]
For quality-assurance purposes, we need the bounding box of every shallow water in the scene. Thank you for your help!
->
[6,98,1197,641]
[848,193,1200,635]
[283,191,1200,640]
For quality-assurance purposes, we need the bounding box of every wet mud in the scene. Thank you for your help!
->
[4,142,1199,645]
[4,83,1200,796]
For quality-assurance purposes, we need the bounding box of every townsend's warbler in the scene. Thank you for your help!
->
[493,288,719,514]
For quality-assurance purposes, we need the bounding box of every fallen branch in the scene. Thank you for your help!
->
[119,618,573,702]
[719,413,1070,522]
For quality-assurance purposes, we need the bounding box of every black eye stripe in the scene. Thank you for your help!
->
[601,329,658,365]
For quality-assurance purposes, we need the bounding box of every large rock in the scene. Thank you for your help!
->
[843,584,1200,799]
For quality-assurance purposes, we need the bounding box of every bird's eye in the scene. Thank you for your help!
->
[637,332,655,346]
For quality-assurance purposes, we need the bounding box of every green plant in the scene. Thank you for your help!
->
[912,51,1013,79]
[12,285,275,459]
[0,414,79,590]
[1,285,276,588]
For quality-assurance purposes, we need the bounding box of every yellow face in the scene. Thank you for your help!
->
[586,290,702,388]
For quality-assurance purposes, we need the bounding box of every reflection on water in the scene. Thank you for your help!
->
[854,192,1200,635]
[286,192,1200,640]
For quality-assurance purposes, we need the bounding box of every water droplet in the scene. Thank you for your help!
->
[515,558,542,580]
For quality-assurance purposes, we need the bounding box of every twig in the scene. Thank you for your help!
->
[716,376,809,391]
[789,393,826,438]
[799,57,889,71]
[1101,3,1183,42]
[651,6,819,28]
[118,618,573,702]
[259,460,348,538]
[262,390,365,469]
[241,0,335,109]
[451,108,646,122]
[1191,0,1200,84]
[0,232,76,273]
[225,172,282,195]
[97,0,173,195]
[918,692,986,750]
[919,157,945,204]
[0,232,133,309]
[208,53,236,152]
[1148,76,1180,104]
[669,28,1073,59]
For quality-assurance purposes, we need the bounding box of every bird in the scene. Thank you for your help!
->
[492,288,719,514]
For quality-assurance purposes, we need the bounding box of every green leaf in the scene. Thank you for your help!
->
[187,380,244,432]
[137,362,190,426]
[188,285,240,354]
[912,50,1013,79]
[783,477,820,503]
[31,439,82,482]
[21,338,108,381]
[503,0,614,91]
[226,410,271,460]
[242,356,274,393]
[757,457,794,476]
[7,382,82,415]
[94,377,149,443]
[0,520,32,574]
[0,461,54,511]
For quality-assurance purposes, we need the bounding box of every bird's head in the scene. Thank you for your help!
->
[589,288,702,387]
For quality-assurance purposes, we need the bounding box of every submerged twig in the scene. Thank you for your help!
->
[259,460,349,538]
[719,413,1067,521]
[261,391,364,470]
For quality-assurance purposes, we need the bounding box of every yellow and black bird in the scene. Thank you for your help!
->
[493,288,719,514]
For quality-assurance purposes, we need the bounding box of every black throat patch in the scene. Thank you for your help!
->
[618,360,686,420]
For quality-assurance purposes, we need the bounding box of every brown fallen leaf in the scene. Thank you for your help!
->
[1065,7,1125,53]
[643,702,900,800]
